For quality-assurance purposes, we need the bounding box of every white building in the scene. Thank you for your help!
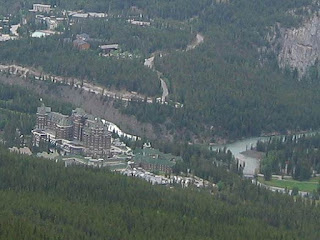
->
[127,19,151,26]
[32,4,51,13]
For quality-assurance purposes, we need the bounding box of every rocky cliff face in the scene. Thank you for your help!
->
[272,14,320,78]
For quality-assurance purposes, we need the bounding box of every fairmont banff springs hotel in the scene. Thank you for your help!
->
[32,104,111,159]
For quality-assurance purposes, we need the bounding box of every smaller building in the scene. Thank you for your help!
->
[32,129,48,147]
[9,147,32,155]
[0,34,11,42]
[32,4,51,13]
[31,30,55,38]
[35,15,64,30]
[99,44,119,54]
[132,147,179,174]
[47,19,58,30]
[76,33,90,41]
[127,19,151,26]
[68,12,107,22]
[31,31,46,38]
[73,39,90,50]
[60,141,84,155]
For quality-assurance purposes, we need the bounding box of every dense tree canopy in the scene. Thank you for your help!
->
[0,81,73,146]
[1,0,319,141]
[259,134,320,181]
[0,38,160,96]
[70,18,194,55]
[0,147,320,239]
[0,0,213,20]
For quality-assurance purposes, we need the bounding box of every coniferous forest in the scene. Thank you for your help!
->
[0,147,320,240]
[0,0,319,140]
[0,0,320,239]
[258,134,320,181]
[0,82,318,239]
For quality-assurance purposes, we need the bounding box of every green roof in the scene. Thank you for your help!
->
[73,108,86,116]
[132,148,180,167]
[37,103,51,114]
[58,117,73,127]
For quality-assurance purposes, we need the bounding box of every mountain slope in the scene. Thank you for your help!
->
[0,148,320,239]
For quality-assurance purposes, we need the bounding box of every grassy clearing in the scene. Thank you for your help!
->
[258,177,320,192]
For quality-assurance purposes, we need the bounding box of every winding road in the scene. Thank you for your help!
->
[160,78,168,103]
[144,33,204,104]
[144,56,169,103]
[1,33,204,107]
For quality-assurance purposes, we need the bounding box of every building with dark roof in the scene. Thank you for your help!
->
[99,44,119,54]
[72,108,86,141]
[76,33,90,41]
[32,104,111,159]
[132,146,178,173]
[73,39,90,50]
[56,118,73,140]
[36,104,51,130]
[83,118,111,159]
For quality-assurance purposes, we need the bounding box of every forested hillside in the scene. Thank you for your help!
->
[0,0,212,19]
[155,38,320,138]
[0,82,73,146]
[2,1,320,239]
[151,0,320,139]
[258,134,320,181]
[0,148,320,239]
[0,38,160,96]
[0,0,319,141]
[70,18,194,55]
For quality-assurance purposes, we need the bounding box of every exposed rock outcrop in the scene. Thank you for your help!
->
[275,13,320,78]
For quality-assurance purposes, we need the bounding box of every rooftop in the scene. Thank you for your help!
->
[72,108,86,116]
[76,33,90,40]
[37,103,51,114]
[73,39,88,46]
[133,148,180,167]
[57,117,73,127]
[33,4,51,7]
[49,112,68,123]
[100,44,119,50]
[31,31,47,38]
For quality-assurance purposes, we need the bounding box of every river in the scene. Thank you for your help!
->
[210,132,318,176]
[210,136,269,176]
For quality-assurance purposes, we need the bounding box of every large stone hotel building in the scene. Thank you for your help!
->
[32,104,111,159]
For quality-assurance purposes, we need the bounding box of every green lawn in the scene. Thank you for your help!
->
[258,177,320,192]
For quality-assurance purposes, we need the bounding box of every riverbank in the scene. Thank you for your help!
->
[210,130,320,176]
[210,129,319,147]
